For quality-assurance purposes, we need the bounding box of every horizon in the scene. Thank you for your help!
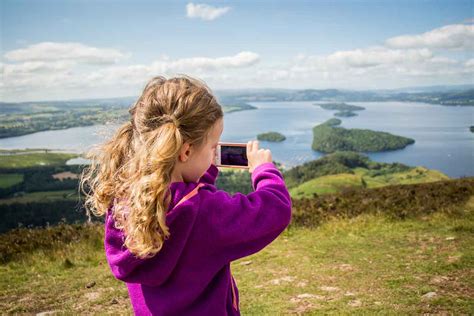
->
[2,0,473,102]
[2,83,474,105]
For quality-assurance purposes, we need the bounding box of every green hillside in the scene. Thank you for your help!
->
[282,151,446,191]
[290,165,449,198]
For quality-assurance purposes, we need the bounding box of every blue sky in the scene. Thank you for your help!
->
[2,0,473,102]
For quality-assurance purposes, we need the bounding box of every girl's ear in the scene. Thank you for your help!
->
[178,142,192,162]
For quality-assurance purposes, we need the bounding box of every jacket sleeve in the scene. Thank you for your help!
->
[200,162,292,263]
[198,163,219,185]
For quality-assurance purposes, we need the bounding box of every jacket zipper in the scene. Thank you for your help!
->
[230,274,238,311]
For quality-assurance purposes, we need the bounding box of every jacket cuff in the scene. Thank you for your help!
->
[198,163,219,185]
[208,163,219,178]
[251,162,278,182]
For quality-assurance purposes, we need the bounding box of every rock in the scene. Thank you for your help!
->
[239,260,252,266]
[296,293,324,299]
[290,293,325,304]
[110,298,119,305]
[292,302,318,313]
[430,276,449,284]
[348,299,362,307]
[36,312,58,316]
[84,291,101,301]
[421,291,437,300]
[270,275,296,285]
[445,236,456,241]
[319,286,339,292]
[447,255,461,263]
[85,281,96,289]
[339,264,354,271]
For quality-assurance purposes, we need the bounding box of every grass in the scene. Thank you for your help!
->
[237,208,474,314]
[0,152,79,169]
[0,190,79,205]
[354,166,450,187]
[0,173,23,188]
[290,173,364,196]
[1,195,472,314]
[289,166,449,199]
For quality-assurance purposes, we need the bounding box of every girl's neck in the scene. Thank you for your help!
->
[170,170,184,183]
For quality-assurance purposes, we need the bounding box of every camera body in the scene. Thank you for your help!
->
[215,142,249,169]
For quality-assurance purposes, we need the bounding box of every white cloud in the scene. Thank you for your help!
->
[4,42,129,64]
[326,46,433,68]
[465,58,474,67]
[81,51,260,85]
[1,49,260,101]
[151,51,259,72]
[2,22,473,101]
[3,60,76,75]
[248,43,471,91]
[186,2,231,21]
[385,24,474,50]
[287,46,440,74]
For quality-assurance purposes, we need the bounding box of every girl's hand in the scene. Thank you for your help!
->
[247,140,272,173]
[212,147,217,165]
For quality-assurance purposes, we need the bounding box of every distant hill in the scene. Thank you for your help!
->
[3,84,473,109]
[0,100,255,139]
[215,85,474,106]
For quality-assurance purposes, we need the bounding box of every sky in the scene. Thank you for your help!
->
[1,0,473,102]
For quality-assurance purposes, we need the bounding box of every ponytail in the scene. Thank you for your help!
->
[79,121,134,221]
[122,120,183,258]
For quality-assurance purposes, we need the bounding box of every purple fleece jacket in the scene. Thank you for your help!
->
[104,162,292,315]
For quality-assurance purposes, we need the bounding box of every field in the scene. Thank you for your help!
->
[0,190,78,205]
[0,173,23,188]
[0,151,79,169]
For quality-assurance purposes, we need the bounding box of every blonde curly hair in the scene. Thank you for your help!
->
[79,75,224,259]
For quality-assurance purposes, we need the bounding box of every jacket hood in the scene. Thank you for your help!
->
[104,165,219,287]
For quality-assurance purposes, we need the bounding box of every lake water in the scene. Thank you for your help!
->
[1,101,473,178]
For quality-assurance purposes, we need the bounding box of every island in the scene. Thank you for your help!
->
[257,131,286,142]
[223,102,258,114]
[334,110,358,117]
[311,118,415,153]
[315,102,365,118]
[470,126,474,133]
[315,102,366,112]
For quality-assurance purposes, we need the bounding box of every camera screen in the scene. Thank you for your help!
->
[221,145,248,166]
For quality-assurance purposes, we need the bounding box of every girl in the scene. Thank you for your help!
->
[80,75,292,315]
